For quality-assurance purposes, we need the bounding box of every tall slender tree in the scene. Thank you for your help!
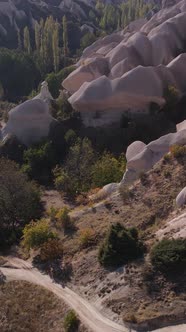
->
[23,27,31,54]
[17,28,22,50]
[62,16,69,58]
[52,21,60,73]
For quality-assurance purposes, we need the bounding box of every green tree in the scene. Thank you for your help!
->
[0,48,41,101]
[17,28,22,50]
[52,22,60,73]
[22,140,58,183]
[54,138,96,195]
[23,27,31,54]
[99,223,144,267]
[80,32,96,50]
[0,158,41,248]
[46,66,75,99]
[63,16,69,58]
[92,152,126,187]
[63,310,79,332]
[22,219,56,250]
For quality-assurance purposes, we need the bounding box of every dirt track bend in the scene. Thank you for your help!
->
[1,257,186,332]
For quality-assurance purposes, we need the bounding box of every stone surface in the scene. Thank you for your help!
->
[63,0,186,127]
[89,183,119,201]
[121,129,186,185]
[34,81,53,103]
[176,120,186,131]
[126,141,147,162]
[176,187,186,207]
[1,99,55,146]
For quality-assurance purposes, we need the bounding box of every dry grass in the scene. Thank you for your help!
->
[55,152,186,327]
[0,281,88,332]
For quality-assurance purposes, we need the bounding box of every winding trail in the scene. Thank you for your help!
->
[1,257,186,332]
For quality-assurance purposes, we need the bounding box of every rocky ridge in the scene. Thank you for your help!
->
[63,0,186,127]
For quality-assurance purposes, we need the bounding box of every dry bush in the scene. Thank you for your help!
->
[79,228,95,248]
[39,238,63,262]
[170,145,186,159]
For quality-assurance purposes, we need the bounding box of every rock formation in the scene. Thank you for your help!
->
[121,127,186,185]
[1,82,55,146]
[63,0,186,127]
[176,187,186,207]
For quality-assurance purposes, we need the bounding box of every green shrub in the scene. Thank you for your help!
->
[98,223,144,267]
[22,219,57,250]
[150,238,186,272]
[54,138,96,196]
[63,310,79,332]
[46,66,75,99]
[92,152,126,188]
[53,167,75,196]
[22,140,58,183]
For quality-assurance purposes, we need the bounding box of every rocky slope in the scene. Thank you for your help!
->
[60,145,186,331]
[0,0,124,49]
[63,0,186,127]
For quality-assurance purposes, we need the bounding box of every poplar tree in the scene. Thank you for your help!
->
[63,16,69,57]
[52,22,60,73]
[23,27,31,54]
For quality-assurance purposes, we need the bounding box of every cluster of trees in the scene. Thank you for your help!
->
[0,48,41,101]
[0,158,42,249]
[53,136,126,197]
[99,0,154,32]
[19,16,91,76]
[0,0,158,101]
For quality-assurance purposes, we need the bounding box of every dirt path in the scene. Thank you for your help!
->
[1,257,186,332]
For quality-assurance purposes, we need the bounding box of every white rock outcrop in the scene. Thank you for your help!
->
[1,99,55,146]
[176,187,186,207]
[34,81,53,103]
[1,82,54,146]
[121,128,186,185]
[176,119,186,131]
[62,0,186,126]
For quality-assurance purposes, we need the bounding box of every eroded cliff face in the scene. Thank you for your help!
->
[63,0,186,127]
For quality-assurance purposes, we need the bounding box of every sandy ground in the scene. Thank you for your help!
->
[1,257,186,332]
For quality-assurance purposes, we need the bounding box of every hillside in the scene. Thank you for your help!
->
[59,148,186,330]
[0,279,88,332]
[0,0,158,49]
[0,0,186,331]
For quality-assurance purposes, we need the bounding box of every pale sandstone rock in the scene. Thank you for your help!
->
[63,0,186,127]
[62,57,109,93]
[89,183,119,201]
[122,129,186,185]
[69,66,164,113]
[176,187,186,207]
[1,99,55,146]
[34,81,53,103]
[109,58,133,79]
[167,53,186,91]
[176,120,186,131]
[126,141,147,162]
